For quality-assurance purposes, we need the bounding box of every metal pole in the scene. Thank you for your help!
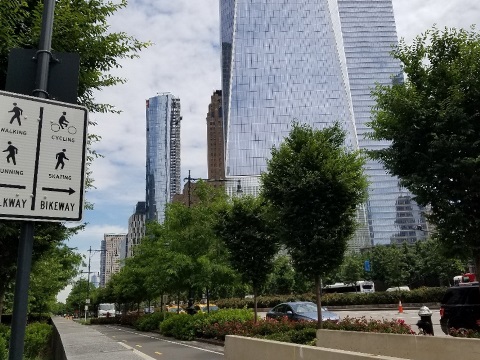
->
[34,0,55,99]
[85,246,92,321]
[9,1,55,358]
[9,223,34,360]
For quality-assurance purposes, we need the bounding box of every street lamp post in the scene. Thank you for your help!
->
[183,170,243,207]
[82,246,106,320]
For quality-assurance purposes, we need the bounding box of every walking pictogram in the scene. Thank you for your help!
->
[3,141,18,165]
[55,149,69,170]
[8,102,23,125]
[59,111,69,129]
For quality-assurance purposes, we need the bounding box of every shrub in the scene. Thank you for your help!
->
[449,328,480,338]
[23,322,52,359]
[160,314,196,340]
[134,312,165,331]
[216,287,447,309]
[263,328,317,345]
[199,315,414,342]
[322,316,415,334]
[0,324,9,342]
[194,308,254,339]
[0,336,7,360]
[198,317,315,341]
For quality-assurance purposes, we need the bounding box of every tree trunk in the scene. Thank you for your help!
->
[253,286,258,323]
[315,275,323,329]
[0,290,4,323]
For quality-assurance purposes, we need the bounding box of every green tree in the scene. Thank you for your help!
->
[412,239,465,286]
[28,245,82,316]
[0,223,80,321]
[0,0,148,320]
[368,26,480,280]
[65,278,89,317]
[337,253,366,287]
[215,196,279,321]
[264,255,296,295]
[360,245,410,288]
[114,182,235,308]
[262,122,368,328]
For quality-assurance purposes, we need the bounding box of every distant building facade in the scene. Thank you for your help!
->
[100,233,126,286]
[206,90,225,182]
[145,93,182,223]
[126,201,146,257]
[220,0,426,248]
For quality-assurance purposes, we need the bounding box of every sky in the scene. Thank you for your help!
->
[57,0,479,301]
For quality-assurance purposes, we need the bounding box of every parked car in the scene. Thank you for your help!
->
[194,303,219,313]
[386,286,410,292]
[440,283,480,334]
[166,305,185,314]
[266,301,340,322]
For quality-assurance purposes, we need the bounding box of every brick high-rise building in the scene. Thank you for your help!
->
[206,90,225,181]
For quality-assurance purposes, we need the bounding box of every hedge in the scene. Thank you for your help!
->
[216,287,447,309]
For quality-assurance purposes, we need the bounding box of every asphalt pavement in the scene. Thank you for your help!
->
[93,324,225,360]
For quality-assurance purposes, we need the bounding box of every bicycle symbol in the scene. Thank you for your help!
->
[50,122,77,135]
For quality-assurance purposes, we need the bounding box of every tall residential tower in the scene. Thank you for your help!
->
[99,233,126,287]
[145,93,182,223]
[220,0,426,247]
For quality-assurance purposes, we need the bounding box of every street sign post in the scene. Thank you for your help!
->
[0,90,87,221]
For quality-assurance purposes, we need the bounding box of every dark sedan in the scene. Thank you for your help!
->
[266,301,340,322]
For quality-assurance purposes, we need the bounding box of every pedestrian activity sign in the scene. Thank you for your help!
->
[0,90,88,221]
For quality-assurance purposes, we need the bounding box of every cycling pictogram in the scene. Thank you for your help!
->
[50,121,77,134]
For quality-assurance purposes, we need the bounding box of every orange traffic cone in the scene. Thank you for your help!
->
[398,300,403,313]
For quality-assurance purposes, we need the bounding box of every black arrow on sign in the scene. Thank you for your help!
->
[0,184,26,189]
[42,187,75,195]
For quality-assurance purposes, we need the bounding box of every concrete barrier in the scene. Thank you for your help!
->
[316,329,480,360]
[224,335,407,360]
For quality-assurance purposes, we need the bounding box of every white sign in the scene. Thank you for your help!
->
[0,90,87,221]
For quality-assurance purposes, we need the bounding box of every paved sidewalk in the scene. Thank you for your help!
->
[51,316,150,360]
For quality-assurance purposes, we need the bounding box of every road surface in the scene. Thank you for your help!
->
[93,324,224,359]
[94,309,443,359]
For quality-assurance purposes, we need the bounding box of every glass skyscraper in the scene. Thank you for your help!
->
[220,0,426,247]
[145,93,181,223]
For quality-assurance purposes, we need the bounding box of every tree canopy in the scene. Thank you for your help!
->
[0,0,149,319]
[261,122,368,327]
[215,195,279,321]
[368,26,480,278]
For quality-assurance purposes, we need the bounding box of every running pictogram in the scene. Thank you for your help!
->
[3,141,18,165]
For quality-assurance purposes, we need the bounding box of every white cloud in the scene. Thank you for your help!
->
[71,0,479,255]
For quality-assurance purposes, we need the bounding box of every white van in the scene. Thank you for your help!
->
[98,303,116,318]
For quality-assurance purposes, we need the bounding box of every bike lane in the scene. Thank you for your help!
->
[93,325,224,360]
